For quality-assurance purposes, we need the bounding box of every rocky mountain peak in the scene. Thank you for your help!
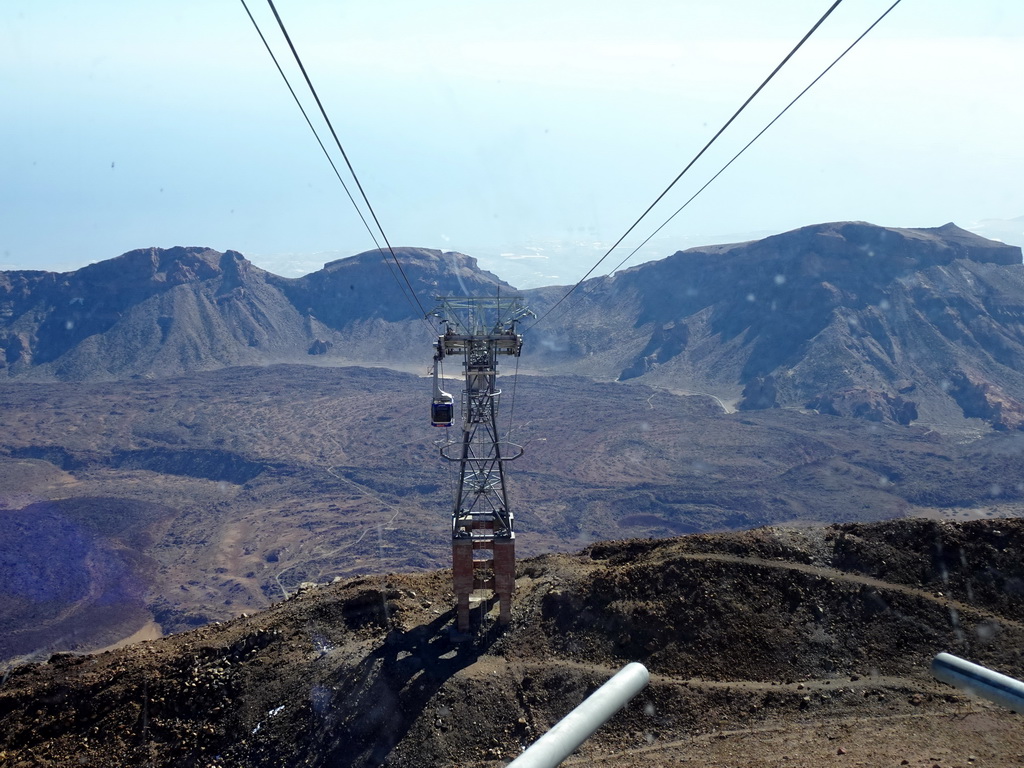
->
[322,247,508,288]
[525,221,1024,432]
[6,223,1024,434]
[683,220,1021,284]
[279,247,515,327]
[78,246,229,287]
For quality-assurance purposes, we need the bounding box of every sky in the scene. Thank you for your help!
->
[2,1,1023,288]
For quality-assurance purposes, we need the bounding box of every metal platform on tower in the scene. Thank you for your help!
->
[430,296,531,633]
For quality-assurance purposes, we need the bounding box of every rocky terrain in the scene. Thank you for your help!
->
[4,362,1024,665]
[2,223,1024,435]
[527,222,1024,433]
[3,222,1024,765]
[2,518,1024,767]
[0,246,510,380]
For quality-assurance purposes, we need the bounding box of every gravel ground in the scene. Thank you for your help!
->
[2,519,1024,767]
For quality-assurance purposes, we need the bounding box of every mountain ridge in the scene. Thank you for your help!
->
[522,221,1024,431]
[0,245,504,380]
[3,222,1024,433]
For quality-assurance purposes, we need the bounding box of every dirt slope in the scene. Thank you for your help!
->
[3,518,1024,767]
[10,364,1024,664]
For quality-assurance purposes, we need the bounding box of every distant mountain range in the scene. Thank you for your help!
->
[0,246,510,379]
[526,221,1024,432]
[3,221,1023,432]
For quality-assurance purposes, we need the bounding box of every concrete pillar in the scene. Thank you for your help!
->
[493,536,516,625]
[453,538,474,632]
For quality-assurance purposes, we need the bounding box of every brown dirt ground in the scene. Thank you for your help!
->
[6,365,1024,667]
[3,518,1024,767]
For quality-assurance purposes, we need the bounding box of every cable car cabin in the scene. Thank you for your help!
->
[431,353,454,426]
[431,398,454,427]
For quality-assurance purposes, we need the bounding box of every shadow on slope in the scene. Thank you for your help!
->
[3,520,1024,767]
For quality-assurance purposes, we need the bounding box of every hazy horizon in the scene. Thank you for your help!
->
[3,1,1022,288]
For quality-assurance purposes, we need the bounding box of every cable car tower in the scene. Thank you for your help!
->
[430,296,530,632]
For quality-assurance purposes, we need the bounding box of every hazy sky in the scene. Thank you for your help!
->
[2,1,1022,287]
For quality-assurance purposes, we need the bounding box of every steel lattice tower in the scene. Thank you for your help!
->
[430,296,530,632]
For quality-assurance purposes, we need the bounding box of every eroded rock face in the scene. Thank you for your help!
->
[805,388,918,426]
[0,246,511,380]
[307,339,332,355]
[0,247,265,376]
[0,332,30,368]
[526,221,1024,431]
[4,223,1024,432]
[738,375,779,411]
[948,370,1024,431]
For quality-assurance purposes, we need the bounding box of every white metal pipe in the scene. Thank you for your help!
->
[507,662,650,768]
[932,652,1024,712]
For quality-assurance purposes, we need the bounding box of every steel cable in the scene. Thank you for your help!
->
[527,0,845,332]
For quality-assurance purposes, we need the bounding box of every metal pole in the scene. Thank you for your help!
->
[932,652,1024,712]
[507,662,650,768]
[433,296,528,632]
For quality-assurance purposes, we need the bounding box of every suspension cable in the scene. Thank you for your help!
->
[241,0,426,321]
[249,0,432,323]
[239,0,380,252]
[505,351,522,443]
[263,0,430,319]
[598,0,905,283]
[528,0,845,331]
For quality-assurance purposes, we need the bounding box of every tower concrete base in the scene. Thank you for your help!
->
[452,534,515,632]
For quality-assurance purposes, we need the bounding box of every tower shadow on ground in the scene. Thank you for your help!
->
[297,603,507,767]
